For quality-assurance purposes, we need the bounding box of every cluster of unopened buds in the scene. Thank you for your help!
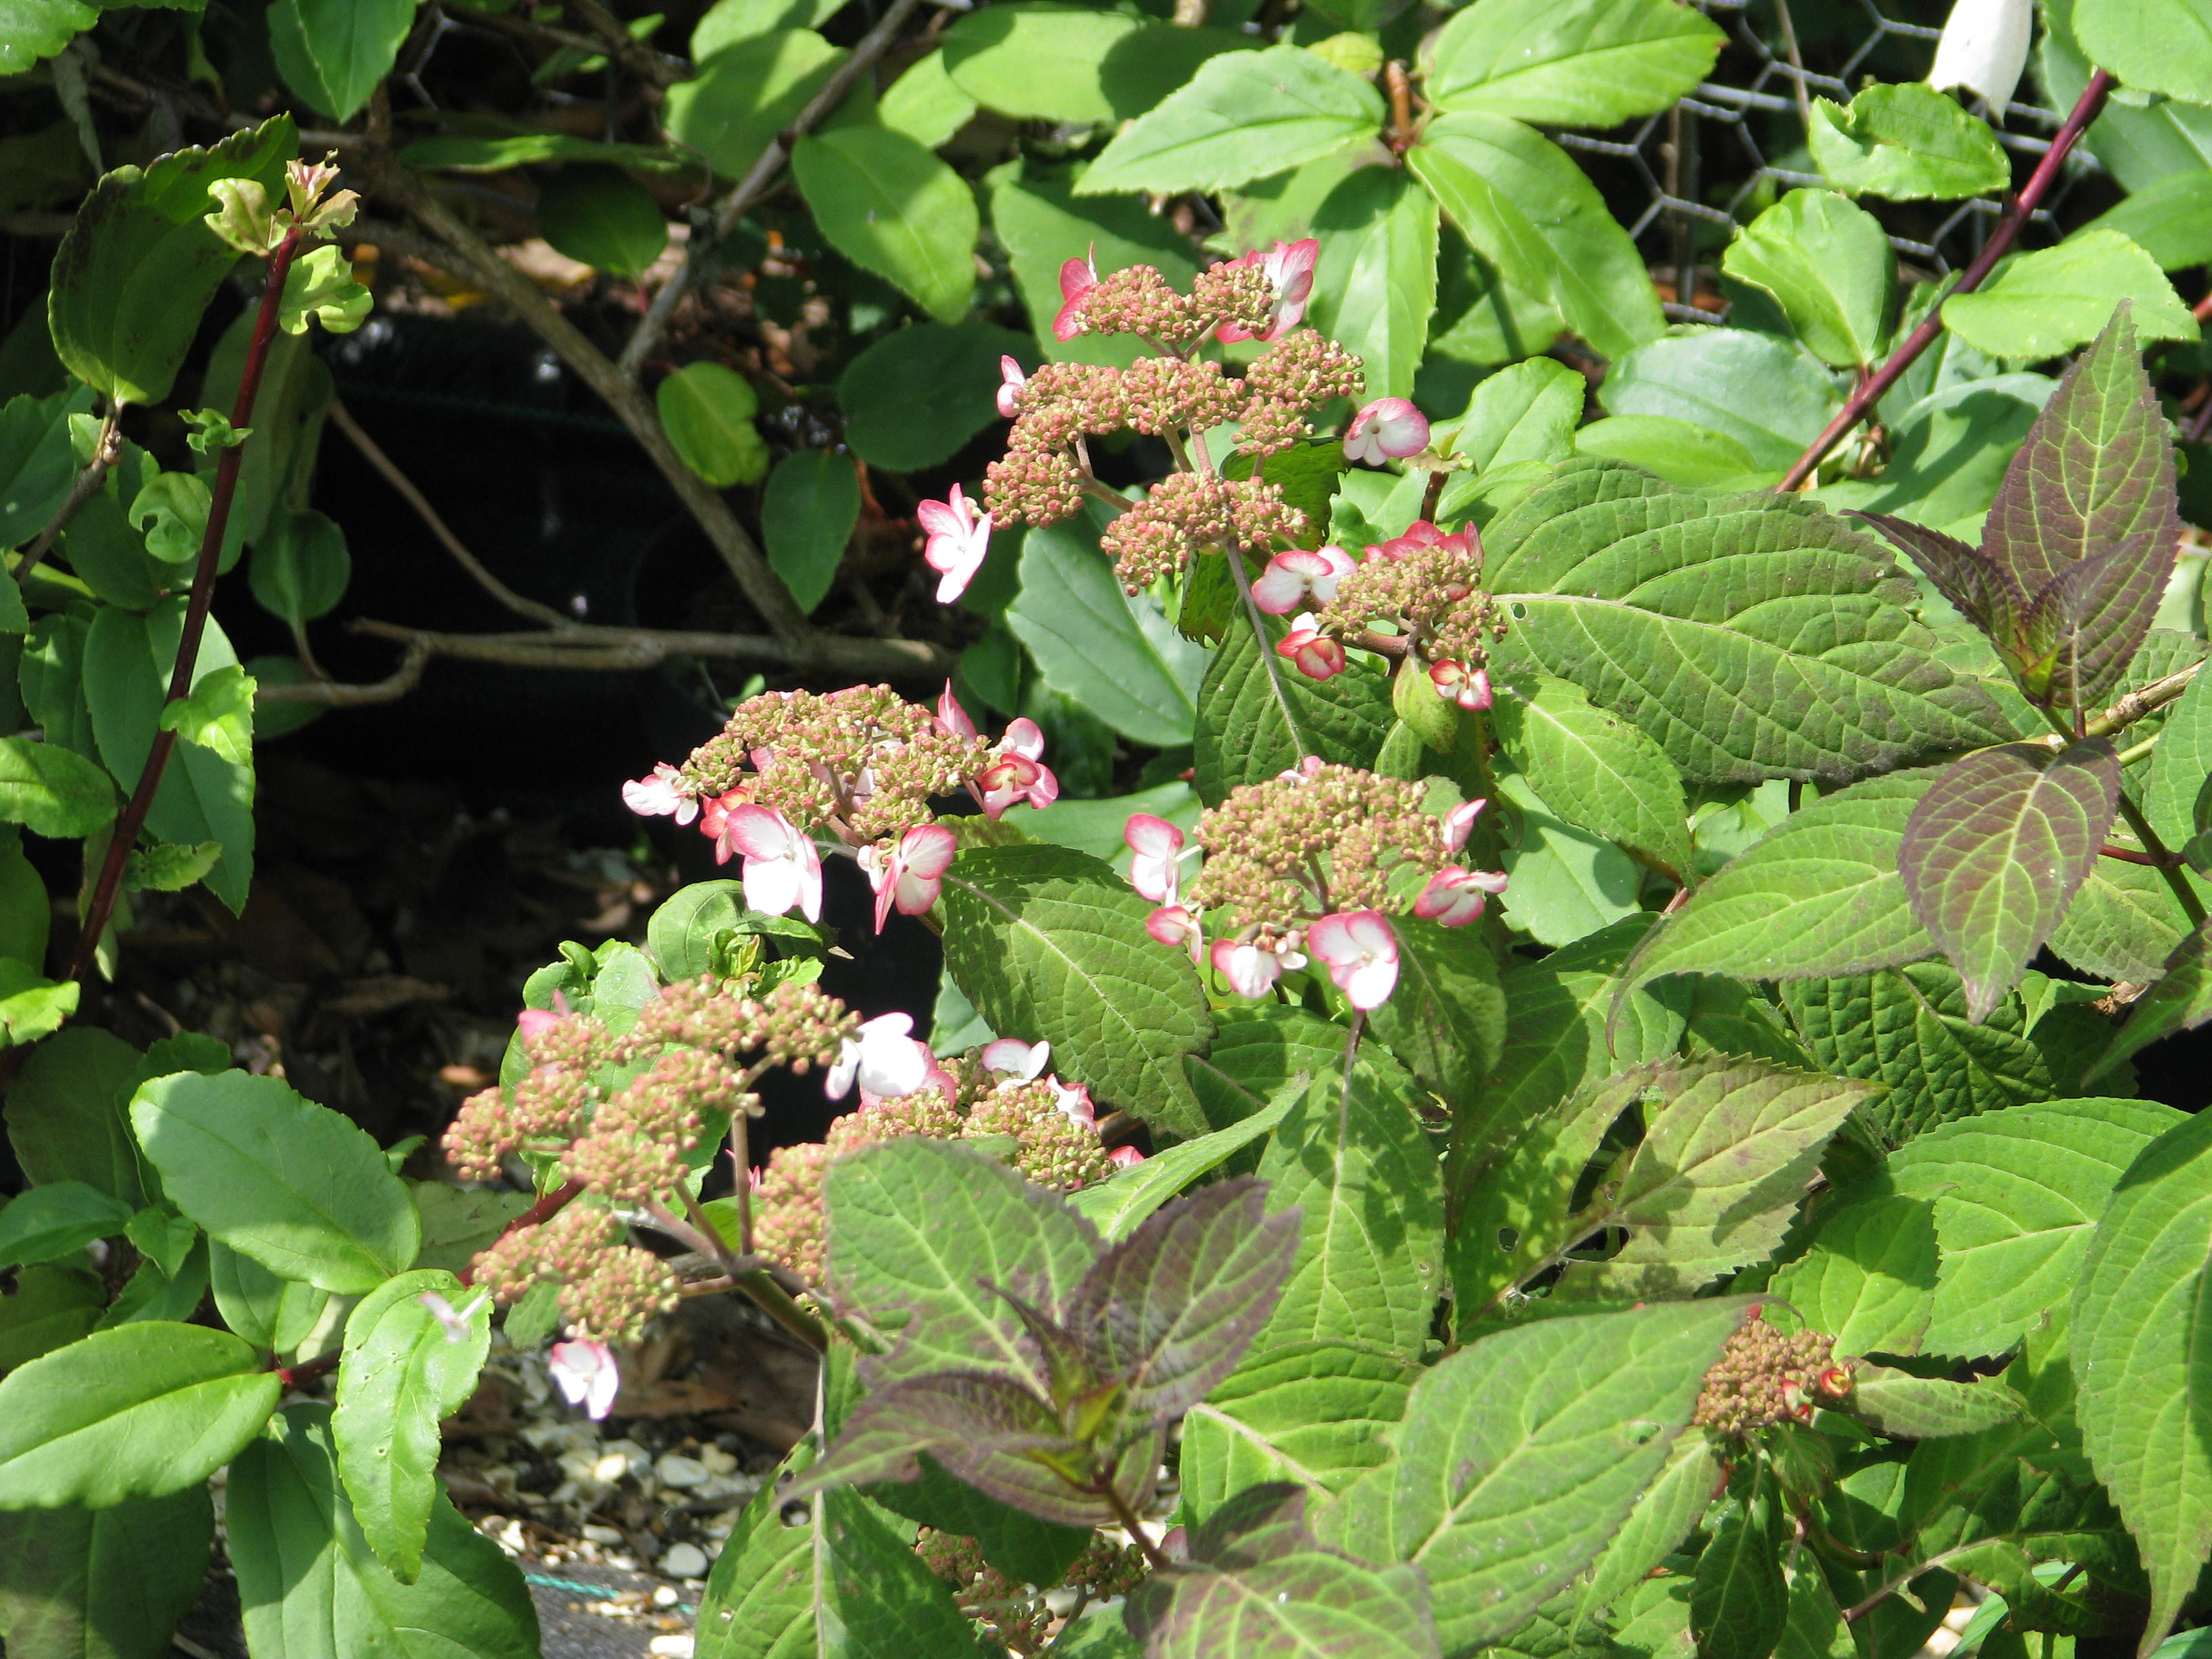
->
[1125,758,1507,1011]
[621,682,1055,934]
[1692,1309,1853,1439]
[1257,518,1507,714]
[751,1035,1141,1283]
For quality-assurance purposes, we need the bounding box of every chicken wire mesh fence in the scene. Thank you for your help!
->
[1559,0,2111,321]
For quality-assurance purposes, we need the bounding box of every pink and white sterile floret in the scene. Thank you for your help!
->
[1439,797,1487,855]
[622,762,697,824]
[719,804,823,922]
[1413,866,1509,928]
[996,355,1028,418]
[1147,903,1204,962]
[981,1037,1052,1082]
[827,1012,933,1101]
[1343,398,1430,466]
[1216,238,1319,343]
[548,1339,621,1420]
[1211,933,1307,1000]
[1277,614,1346,681]
[1251,546,1357,615]
[859,823,957,933]
[975,718,1059,817]
[919,483,992,605]
[1054,248,1100,342]
[1124,813,1197,904]
[1430,659,1493,712]
[1307,909,1400,1009]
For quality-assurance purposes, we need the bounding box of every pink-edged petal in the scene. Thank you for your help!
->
[901,824,957,880]
[982,1037,1048,1078]
[1210,939,1282,1000]
[1000,718,1046,760]
[937,682,977,739]
[1439,797,1487,854]
[742,855,804,919]
[722,804,800,861]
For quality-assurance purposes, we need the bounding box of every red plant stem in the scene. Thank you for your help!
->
[1776,70,2115,493]
[2100,843,2178,868]
[457,1178,584,1286]
[65,226,307,985]
[275,1348,342,1388]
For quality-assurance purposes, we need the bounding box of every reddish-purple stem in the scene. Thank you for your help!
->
[66,226,307,984]
[1776,71,2115,493]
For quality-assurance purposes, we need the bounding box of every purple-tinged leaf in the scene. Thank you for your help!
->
[785,1369,1159,1530]
[1899,741,2123,1023]
[1980,306,2181,705]
[1857,512,2022,640]
[1128,1483,1443,1659]
[2015,533,2156,710]
[1065,1179,1301,1420]
[2087,915,2212,1084]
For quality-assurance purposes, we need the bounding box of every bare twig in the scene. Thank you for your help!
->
[68,228,308,985]
[255,636,432,705]
[327,398,575,629]
[563,0,690,86]
[352,617,946,677]
[617,0,928,380]
[1778,70,2116,492]
[14,404,121,586]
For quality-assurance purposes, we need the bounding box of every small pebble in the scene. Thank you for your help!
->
[697,1445,738,1476]
[592,1452,631,1483]
[655,1454,710,1489]
[581,1525,625,1545]
[648,1637,695,1658]
[652,1587,680,1608]
[661,1542,710,1579]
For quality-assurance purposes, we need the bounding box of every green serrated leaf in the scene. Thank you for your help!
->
[275,243,371,337]
[1066,1087,1294,1241]
[1177,1340,1414,1528]
[2068,1107,2212,1653]
[0,1322,279,1507]
[1768,1191,1938,1357]
[1693,1461,1787,1659]
[130,1070,421,1294]
[939,842,1212,1136]
[335,1269,491,1584]
[0,735,116,839]
[1492,672,1694,880]
[1884,1096,2184,1359]
[792,126,977,323]
[1193,613,1396,800]
[1945,234,2199,363]
[1078,45,1383,197]
[1366,914,1505,1111]
[1576,1433,1723,1629]
[1722,188,1896,370]
[1322,1300,1749,1655]
[1847,1365,2026,1439]
[158,662,255,766]
[1807,83,2009,201]
[1899,741,2121,1023]
[0,1,97,76]
[1422,0,1723,127]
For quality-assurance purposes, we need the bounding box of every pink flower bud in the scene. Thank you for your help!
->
[1439,797,1487,853]
[996,355,1027,418]
[1054,247,1099,342]
[1277,615,1346,681]
[1344,398,1430,466]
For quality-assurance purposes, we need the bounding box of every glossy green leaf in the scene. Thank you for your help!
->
[1493,672,1694,880]
[2082,172,2212,272]
[1254,1046,1443,1364]
[1574,414,1769,491]
[1847,1366,2025,1439]
[1079,45,1385,197]
[1630,771,1941,989]
[334,1270,491,1584]
[2068,1106,2212,1653]
[535,165,667,280]
[760,449,857,615]
[835,319,1031,472]
[1438,354,1583,476]
[1191,613,1395,804]
[159,663,254,768]
[1899,741,2121,1023]
[823,1139,1099,1390]
[228,1405,539,1659]
[1807,83,2010,201]
[1558,1055,1873,1298]
[1185,1003,1349,1133]
[1944,234,2198,361]
[0,1486,214,1659]
[268,0,410,121]
[1692,1462,1786,1659]
[661,30,845,182]
[1133,1484,1442,1658]
[0,736,114,839]
[878,49,976,149]
[130,1070,421,1294]
[47,117,293,406]
[2074,0,2212,108]
[656,362,767,489]
[1722,189,1895,369]
[1885,1097,2184,1358]
[1305,167,1437,403]
[1007,515,1206,747]
[0,1181,134,1271]
[1779,961,2055,1145]
[0,2,96,76]
[249,508,350,626]
[209,1241,331,1356]
[0,964,76,1048]
[941,2,1137,123]
[1408,114,1664,361]
[1485,463,2011,782]
[1599,329,1838,474]
[0,1265,102,1371]
[81,600,251,912]
[1768,1191,1938,1356]
[1493,771,1644,946]
[4,1028,144,1205]
[792,126,977,323]
[939,842,1213,1136]
[1177,1340,1414,1526]
[0,1322,279,1507]
[0,388,81,548]
[1322,1300,1748,1655]
[1066,1088,1294,1241]
[2051,848,2190,983]
[1575,1433,1723,1627]
[1424,0,1723,127]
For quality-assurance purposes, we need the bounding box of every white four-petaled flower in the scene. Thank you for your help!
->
[827,1012,932,1101]
[1307,909,1400,1009]
[548,1338,620,1420]
[1251,546,1356,615]
[919,483,992,605]
[718,804,823,922]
